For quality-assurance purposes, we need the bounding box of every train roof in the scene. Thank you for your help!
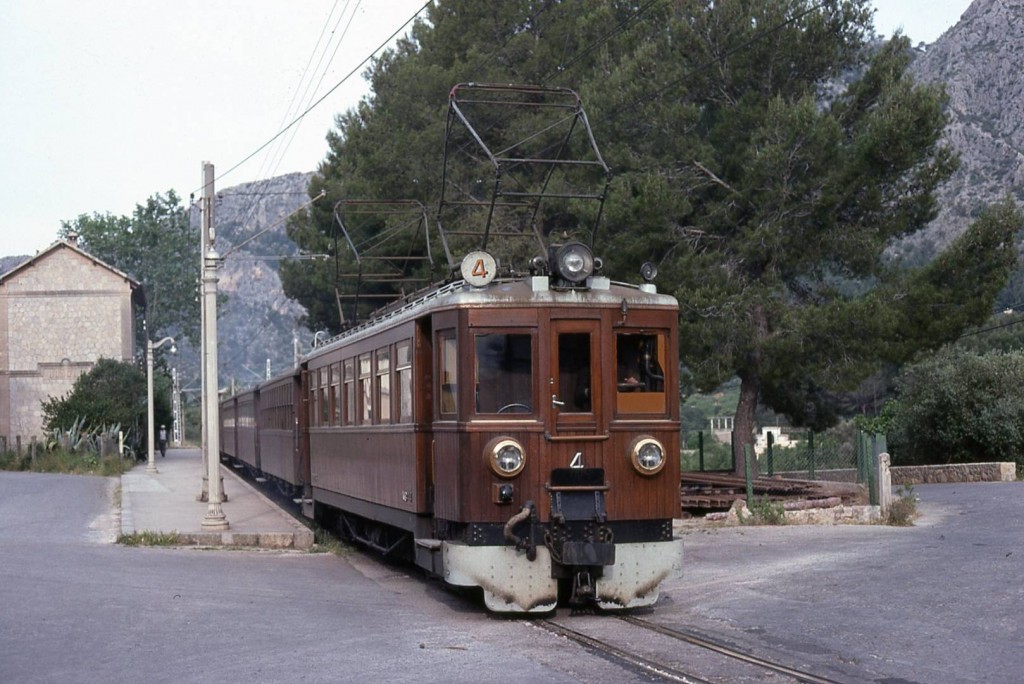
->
[305,275,677,361]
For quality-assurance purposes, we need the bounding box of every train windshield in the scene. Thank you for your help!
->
[474,332,533,415]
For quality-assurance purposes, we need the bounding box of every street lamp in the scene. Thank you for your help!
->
[146,336,176,474]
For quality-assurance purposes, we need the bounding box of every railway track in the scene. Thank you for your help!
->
[537,614,843,683]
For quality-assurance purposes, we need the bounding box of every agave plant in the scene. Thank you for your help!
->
[45,416,88,452]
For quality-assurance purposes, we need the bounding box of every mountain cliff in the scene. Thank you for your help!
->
[191,171,315,390]
[907,0,1024,277]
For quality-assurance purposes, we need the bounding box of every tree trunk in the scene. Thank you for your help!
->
[733,372,760,477]
[733,303,767,477]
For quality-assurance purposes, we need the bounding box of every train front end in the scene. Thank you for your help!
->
[432,246,684,612]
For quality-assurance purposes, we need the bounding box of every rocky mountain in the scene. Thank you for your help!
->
[186,171,316,392]
[907,0,1024,277]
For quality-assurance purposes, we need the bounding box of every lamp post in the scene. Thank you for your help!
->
[146,336,176,474]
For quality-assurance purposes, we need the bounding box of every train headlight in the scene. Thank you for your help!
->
[629,437,666,475]
[485,437,526,478]
[552,242,594,284]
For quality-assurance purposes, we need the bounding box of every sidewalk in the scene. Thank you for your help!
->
[120,447,313,549]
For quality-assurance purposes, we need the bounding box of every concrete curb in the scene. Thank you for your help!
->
[119,461,314,550]
[209,464,314,550]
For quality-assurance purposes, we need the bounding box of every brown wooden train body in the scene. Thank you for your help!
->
[221,273,684,612]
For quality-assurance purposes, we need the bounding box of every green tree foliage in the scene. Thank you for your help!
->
[60,191,200,345]
[284,0,1023,475]
[886,348,1024,467]
[41,358,171,451]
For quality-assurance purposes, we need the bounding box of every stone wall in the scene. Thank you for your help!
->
[780,462,1018,485]
[891,462,1018,484]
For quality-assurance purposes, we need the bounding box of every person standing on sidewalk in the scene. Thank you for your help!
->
[158,425,168,458]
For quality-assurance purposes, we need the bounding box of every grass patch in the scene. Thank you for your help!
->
[310,525,352,556]
[742,497,787,525]
[886,484,918,526]
[0,448,136,476]
[118,530,182,546]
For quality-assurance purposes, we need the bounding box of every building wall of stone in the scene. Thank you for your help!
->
[0,245,137,440]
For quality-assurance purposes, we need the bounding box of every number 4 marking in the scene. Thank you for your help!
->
[570,451,584,469]
[472,258,488,278]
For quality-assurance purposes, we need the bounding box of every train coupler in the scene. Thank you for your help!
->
[570,570,596,605]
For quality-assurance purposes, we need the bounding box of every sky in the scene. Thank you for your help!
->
[1,0,976,258]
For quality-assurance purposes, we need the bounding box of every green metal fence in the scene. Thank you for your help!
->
[683,429,887,485]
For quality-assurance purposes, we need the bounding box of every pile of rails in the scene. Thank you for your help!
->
[680,472,866,515]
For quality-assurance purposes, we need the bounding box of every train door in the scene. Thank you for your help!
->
[548,319,602,439]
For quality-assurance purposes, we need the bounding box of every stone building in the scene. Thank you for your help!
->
[0,240,144,441]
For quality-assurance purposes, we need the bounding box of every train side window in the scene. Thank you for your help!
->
[359,353,373,424]
[474,333,532,415]
[439,332,458,416]
[616,333,667,414]
[343,359,355,425]
[319,367,330,426]
[377,347,391,423]
[309,370,320,427]
[331,362,342,426]
[396,340,413,423]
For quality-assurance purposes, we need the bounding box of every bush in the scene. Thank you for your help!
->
[41,358,171,454]
[886,485,917,526]
[743,497,787,525]
[886,349,1024,467]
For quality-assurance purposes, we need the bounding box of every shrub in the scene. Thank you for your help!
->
[743,497,787,525]
[886,349,1024,468]
[886,485,917,526]
[41,358,170,454]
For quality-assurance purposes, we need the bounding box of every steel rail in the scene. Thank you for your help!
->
[536,619,710,684]
[618,616,842,684]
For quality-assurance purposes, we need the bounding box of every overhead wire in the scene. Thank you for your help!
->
[204,0,432,192]
[233,0,354,249]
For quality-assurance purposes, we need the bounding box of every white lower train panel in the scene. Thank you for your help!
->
[440,538,685,613]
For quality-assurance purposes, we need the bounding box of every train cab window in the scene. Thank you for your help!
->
[359,354,373,424]
[396,340,413,423]
[343,359,355,425]
[616,332,667,414]
[439,332,458,416]
[377,347,391,423]
[558,332,592,413]
[474,333,532,415]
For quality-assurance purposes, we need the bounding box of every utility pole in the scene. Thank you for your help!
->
[200,161,229,530]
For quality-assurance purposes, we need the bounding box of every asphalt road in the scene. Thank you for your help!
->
[666,480,1024,683]
[1,472,1021,683]
[0,472,616,683]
